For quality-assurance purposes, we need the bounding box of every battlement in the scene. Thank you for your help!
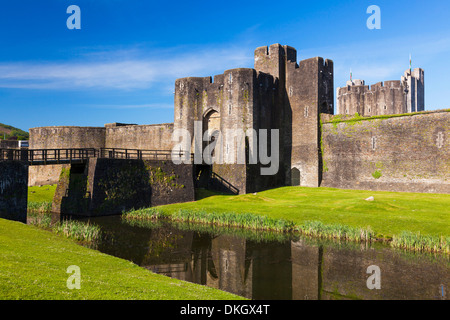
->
[368,80,402,91]
[254,44,297,61]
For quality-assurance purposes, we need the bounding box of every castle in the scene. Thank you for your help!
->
[336,68,424,116]
[29,44,449,195]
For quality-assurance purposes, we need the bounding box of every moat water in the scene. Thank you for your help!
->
[78,215,448,300]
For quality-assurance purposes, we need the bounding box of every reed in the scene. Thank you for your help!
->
[391,231,449,254]
[296,220,375,242]
[53,220,102,243]
[123,208,295,232]
[27,201,52,214]
[123,208,448,253]
[27,211,53,228]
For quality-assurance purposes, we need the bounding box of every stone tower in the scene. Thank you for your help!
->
[254,44,334,187]
[174,44,333,193]
[402,68,425,113]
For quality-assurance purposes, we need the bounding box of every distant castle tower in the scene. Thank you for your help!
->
[336,68,424,116]
[402,68,425,113]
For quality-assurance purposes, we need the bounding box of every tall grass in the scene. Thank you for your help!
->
[296,220,374,242]
[124,208,295,232]
[391,231,450,254]
[27,201,52,214]
[123,207,448,254]
[27,211,53,228]
[54,220,102,243]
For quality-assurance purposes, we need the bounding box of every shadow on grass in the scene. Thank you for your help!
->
[195,188,230,200]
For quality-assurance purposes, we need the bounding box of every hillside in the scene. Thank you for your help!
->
[0,123,29,140]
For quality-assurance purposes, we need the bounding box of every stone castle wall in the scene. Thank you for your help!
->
[29,126,106,149]
[29,124,175,151]
[321,110,449,193]
[105,123,174,150]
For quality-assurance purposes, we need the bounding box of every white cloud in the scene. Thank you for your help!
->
[89,103,174,109]
[0,44,253,90]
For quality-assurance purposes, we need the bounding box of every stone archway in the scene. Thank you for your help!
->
[203,109,221,135]
[203,109,221,162]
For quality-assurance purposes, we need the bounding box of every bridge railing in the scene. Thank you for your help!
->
[99,148,193,161]
[0,148,194,164]
[0,149,26,161]
[0,148,98,164]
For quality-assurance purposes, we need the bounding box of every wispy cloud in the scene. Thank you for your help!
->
[2,33,449,91]
[0,44,253,90]
[89,103,174,109]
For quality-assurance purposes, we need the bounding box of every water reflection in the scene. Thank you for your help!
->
[85,215,449,300]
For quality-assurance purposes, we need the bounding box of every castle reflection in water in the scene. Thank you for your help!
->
[90,216,449,300]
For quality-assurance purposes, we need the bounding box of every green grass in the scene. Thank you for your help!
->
[0,218,244,300]
[143,187,449,252]
[28,185,57,203]
[327,108,450,124]
[28,185,450,252]
[152,187,450,238]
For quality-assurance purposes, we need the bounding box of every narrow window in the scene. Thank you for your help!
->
[372,137,376,150]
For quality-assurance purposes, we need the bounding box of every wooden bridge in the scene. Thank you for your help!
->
[0,148,193,165]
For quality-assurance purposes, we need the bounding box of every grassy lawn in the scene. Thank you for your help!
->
[0,218,244,300]
[157,187,450,239]
[28,184,57,203]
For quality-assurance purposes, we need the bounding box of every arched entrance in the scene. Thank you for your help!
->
[203,109,221,162]
[204,109,221,135]
[291,167,300,186]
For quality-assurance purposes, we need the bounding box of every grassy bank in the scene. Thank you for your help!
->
[27,184,103,243]
[124,187,450,253]
[27,185,450,253]
[0,218,244,300]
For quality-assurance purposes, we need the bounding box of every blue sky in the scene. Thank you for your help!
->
[1,0,449,131]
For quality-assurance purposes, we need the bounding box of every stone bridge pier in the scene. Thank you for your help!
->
[0,161,28,223]
[52,158,195,217]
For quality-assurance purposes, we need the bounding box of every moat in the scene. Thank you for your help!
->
[77,215,448,300]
